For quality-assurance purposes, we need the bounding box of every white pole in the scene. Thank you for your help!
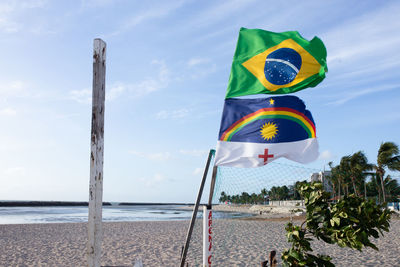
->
[203,205,212,267]
[87,38,106,267]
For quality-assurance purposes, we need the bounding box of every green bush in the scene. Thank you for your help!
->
[281,183,392,267]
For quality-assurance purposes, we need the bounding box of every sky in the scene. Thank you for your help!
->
[0,0,399,203]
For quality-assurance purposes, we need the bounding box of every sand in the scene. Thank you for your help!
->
[0,218,399,266]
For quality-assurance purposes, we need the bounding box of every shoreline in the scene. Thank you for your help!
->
[182,203,307,219]
[0,201,193,207]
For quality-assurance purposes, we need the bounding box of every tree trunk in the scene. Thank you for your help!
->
[351,177,358,196]
[332,185,336,203]
[379,173,386,203]
[364,182,367,199]
[377,185,381,203]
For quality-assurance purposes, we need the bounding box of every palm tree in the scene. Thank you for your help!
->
[365,174,380,201]
[375,142,400,202]
[261,188,268,204]
[329,161,346,200]
[219,191,228,203]
[348,151,373,197]
[382,175,400,202]
[339,156,352,196]
[327,162,337,201]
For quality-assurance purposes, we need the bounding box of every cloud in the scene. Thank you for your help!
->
[19,0,47,9]
[129,150,172,161]
[129,60,170,96]
[0,0,48,34]
[54,113,80,119]
[193,168,203,175]
[183,0,256,29]
[72,57,214,104]
[106,83,126,101]
[0,17,19,33]
[310,2,400,107]
[2,166,26,176]
[80,0,115,8]
[71,60,170,104]
[156,108,190,120]
[323,2,400,70]
[187,57,211,67]
[69,88,91,104]
[0,80,30,100]
[139,173,170,187]
[184,57,217,79]
[326,84,399,106]
[110,60,170,101]
[106,1,186,37]
[180,149,208,157]
[0,108,17,116]
[339,110,400,129]
[318,150,335,161]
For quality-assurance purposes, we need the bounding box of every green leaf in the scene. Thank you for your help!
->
[289,249,302,261]
[293,230,300,238]
[367,242,379,251]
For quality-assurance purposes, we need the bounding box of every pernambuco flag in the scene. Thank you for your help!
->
[214,96,319,168]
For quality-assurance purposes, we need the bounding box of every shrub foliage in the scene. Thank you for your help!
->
[281,183,392,267]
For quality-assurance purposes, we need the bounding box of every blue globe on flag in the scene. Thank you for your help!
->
[264,48,302,85]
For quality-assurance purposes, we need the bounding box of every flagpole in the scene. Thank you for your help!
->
[180,149,215,267]
[208,166,218,206]
[201,165,218,267]
[87,38,106,267]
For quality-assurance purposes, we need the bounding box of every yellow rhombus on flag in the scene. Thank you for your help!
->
[226,28,328,98]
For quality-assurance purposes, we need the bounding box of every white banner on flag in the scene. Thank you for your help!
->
[214,138,319,168]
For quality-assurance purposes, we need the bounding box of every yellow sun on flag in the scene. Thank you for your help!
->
[260,122,278,140]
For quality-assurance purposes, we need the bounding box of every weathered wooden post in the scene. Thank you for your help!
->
[269,250,277,267]
[87,38,106,267]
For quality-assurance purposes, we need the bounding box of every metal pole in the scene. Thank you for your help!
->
[87,38,106,267]
[180,149,215,267]
[208,166,218,206]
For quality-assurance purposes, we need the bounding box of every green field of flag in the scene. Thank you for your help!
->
[226,28,328,98]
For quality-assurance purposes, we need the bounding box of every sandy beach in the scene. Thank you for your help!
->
[0,217,399,266]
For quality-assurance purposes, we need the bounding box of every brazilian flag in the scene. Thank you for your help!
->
[226,28,328,98]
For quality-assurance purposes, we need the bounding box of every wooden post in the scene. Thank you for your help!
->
[180,149,215,267]
[87,38,106,267]
[269,250,277,267]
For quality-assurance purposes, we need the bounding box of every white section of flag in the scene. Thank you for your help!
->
[214,138,319,168]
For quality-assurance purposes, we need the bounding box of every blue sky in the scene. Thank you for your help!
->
[0,0,399,202]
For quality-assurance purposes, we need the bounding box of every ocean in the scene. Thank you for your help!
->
[0,205,249,224]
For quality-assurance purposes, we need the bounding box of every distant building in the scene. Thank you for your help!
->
[310,171,332,192]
